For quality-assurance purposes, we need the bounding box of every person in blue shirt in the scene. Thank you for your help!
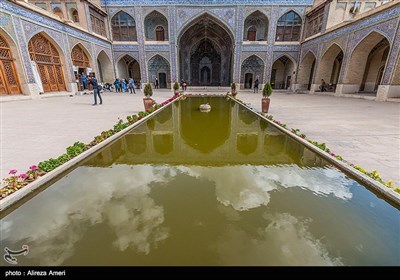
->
[81,73,87,90]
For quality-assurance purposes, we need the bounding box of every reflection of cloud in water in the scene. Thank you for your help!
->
[1,165,170,265]
[2,164,352,264]
[178,165,353,211]
[218,213,343,266]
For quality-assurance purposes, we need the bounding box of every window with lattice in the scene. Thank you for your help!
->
[275,11,302,42]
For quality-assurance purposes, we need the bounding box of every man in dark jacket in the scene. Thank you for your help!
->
[89,75,102,105]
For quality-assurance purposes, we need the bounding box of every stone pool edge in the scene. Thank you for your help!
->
[0,96,182,212]
[228,96,400,206]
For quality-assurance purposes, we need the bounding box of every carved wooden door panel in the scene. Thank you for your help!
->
[28,33,65,92]
[0,34,21,95]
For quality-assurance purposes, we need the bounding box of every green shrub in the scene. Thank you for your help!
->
[262,82,273,97]
[143,83,153,97]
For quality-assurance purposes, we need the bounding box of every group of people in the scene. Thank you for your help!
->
[113,78,137,94]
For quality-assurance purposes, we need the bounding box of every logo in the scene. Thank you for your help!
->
[3,245,29,265]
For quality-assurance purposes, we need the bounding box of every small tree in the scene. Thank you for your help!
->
[143,83,153,97]
[173,82,179,91]
[262,82,273,98]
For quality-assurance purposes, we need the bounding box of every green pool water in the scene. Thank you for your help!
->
[1,97,399,266]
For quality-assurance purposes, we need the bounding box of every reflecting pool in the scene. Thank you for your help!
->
[1,97,399,266]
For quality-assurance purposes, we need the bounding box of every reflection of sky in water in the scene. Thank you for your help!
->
[217,213,343,266]
[1,164,397,265]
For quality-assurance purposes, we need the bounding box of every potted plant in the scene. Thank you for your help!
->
[262,82,273,113]
[231,82,238,97]
[143,83,154,111]
[173,82,180,96]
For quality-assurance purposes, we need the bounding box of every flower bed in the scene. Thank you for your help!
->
[0,94,182,200]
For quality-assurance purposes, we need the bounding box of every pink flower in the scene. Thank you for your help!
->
[19,173,28,179]
[29,165,38,170]
[9,169,17,175]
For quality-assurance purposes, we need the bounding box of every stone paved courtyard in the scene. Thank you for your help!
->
[1,90,399,186]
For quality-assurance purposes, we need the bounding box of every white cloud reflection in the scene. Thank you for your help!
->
[1,165,171,265]
[217,212,343,266]
[1,163,352,265]
[176,164,353,211]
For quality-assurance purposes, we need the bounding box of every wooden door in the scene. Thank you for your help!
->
[247,26,256,41]
[28,33,66,92]
[156,26,165,41]
[159,73,167,88]
[0,34,21,95]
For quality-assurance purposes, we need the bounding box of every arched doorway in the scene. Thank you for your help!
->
[344,31,390,93]
[97,51,113,83]
[244,73,253,89]
[297,51,316,91]
[241,55,264,88]
[116,55,141,86]
[315,44,343,92]
[271,55,296,89]
[148,55,170,88]
[28,33,66,92]
[243,11,269,41]
[71,44,91,91]
[178,13,234,86]
[0,34,21,95]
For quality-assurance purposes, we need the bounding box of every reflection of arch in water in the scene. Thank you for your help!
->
[237,133,258,155]
[180,97,231,153]
[239,107,257,125]
[126,133,147,155]
[153,132,173,155]
[264,134,285,156]
[155,106,172,124]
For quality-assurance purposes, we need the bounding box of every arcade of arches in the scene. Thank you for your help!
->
[179,14,233,86]
[296,31,395,98]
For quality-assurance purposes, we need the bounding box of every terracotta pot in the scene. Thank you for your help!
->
[261,97,270,113]
[143,97,153,111]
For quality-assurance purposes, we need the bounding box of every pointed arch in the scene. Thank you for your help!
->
[177,12,235,43]
[271,55,296,90]
[315,43,344,91]
[344,31,390,92]
[111,11,137,41]
[144,11,169,41]
[97,50,114,83]
[69,8,79,23]
[297,51,316,90]
[243,10,269,41]
[71,43,91,67]
[350,30,391,54]
[241,55,265,88]
[148,54,170,88]
[28,32,66,92]
[0,30,22,95]
[178,13,234,86]
[276,10,302,42]
[116,54,141,83]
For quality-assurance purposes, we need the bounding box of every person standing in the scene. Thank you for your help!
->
[89,75,102,105]
[254,78,259,94]
[128,78,136,94]
[154,78,159,89]
[81,72,87,90]
[114,78,120,92]
[319,79,327,92]
[122,79,128,92]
